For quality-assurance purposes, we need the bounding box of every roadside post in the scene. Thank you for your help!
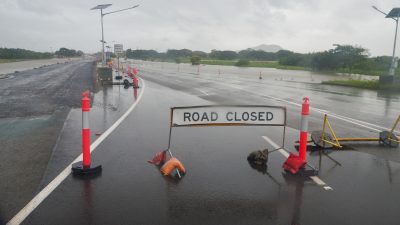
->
[283,97,317,175]
[133,67,139,88]
[299,97,309,161]
[72,91,102,175]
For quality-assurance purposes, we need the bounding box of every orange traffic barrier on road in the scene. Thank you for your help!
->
[160,157,186,176]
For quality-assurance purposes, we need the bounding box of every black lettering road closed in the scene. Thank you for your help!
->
[171,105,286,127]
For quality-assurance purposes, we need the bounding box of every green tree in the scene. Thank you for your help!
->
[55,48,83,57]
[310,45,368,72]
[235,59,250,67]
[209,50,238,60]
[166,49,192,58]
[190,55,201,65]
[0,48,53,59]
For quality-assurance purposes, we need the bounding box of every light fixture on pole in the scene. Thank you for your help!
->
[372,6,400,77]
[91,4,139,66]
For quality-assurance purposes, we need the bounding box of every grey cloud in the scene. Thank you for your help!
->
[0,0,399,56]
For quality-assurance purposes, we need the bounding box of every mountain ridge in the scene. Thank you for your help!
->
[250,44,283,52]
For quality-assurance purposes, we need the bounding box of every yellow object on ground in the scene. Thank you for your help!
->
[160,157,186,176]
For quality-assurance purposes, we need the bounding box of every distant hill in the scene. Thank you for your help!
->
[250,44,283,53]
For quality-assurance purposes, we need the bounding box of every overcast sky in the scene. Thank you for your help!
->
[0,0,399,56]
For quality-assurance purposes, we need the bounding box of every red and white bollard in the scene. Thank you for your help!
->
[133,67,139,88]
[72,91,102,175]
[282,97,311,175]
[299,97,309,162]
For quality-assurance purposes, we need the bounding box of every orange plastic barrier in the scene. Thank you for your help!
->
[160,157,186,176]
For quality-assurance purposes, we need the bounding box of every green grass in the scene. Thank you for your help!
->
[0,59,28,63]
[199,60,236,66]
[322,79,400,91]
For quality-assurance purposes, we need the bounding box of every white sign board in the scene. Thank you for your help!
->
[171,105,286,127]
[114,44,123,55]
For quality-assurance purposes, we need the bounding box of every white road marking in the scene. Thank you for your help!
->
[196,88,209,96]
[262,136,289,158]
[323,186,333,191]
[7,79,146,225]
[309,176,326,185]
[217,81,399,134]
[262,136,333,191]
[147,68,398,134]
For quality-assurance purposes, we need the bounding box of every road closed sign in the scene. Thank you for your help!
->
[171,105,286,127]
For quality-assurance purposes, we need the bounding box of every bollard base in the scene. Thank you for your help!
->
[72,162,102,175]
[282,153,306,174]
[297,168,319,177]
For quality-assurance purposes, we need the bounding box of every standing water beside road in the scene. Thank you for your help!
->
[129,59,379,84]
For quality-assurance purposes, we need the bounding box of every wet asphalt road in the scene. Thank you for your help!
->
[15,62,400,225]
[0,58,74,76]
[0,59,96,223]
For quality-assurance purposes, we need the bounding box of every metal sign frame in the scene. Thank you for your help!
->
[167,105,287,151]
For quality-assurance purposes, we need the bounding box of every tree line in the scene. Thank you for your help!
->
[55,48,83,57]
[125,45,397,75]
[0,47,84,60]
[0,48,53,59]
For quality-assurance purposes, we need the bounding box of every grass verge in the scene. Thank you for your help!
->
[0,59,29,64]
[322,79,400,91]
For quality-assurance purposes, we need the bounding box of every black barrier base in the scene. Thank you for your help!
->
[297,168,319,177]
[72,162,102,175]
[283,167,319,177]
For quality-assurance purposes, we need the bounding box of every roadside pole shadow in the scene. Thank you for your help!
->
[282,172,306,225]
[247,161,282,188]
[0,210,5,225]
[82,178,96,225]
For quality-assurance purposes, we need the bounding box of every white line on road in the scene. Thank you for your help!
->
[7,79,146,225]
[262,136,289,158]
[262,136,333,191]
[309,176,326,186]
[146,69,398,134]
[218,81,399,134]
[196,88,209,96]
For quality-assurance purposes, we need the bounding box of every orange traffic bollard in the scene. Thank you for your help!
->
[299,97,309,162]
[72,91,102,175]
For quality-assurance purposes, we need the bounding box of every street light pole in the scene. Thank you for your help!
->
[372,6,400,76]
[91,4,139,66]
[390,18,399,76]
[101,8,105,66]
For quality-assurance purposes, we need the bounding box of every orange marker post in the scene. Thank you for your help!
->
[72,91,102,175]
[299,97,309,162]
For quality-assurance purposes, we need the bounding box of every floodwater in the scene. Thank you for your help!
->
[129,59,379,83]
